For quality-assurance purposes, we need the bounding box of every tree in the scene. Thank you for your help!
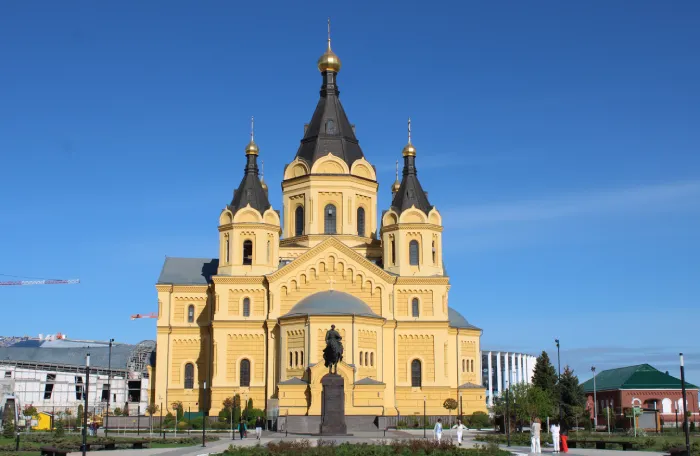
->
[532,351,558,400]
[443,398,458,427]
[559,366,586,430]
[221,397,234,425]
[146,403,159,434]
[123,402,130,416]
[77,404,84,429]
[171,401,184,420]
[2,416,15,438]
[469,411,491,429]
[64,408,73,431]
[113,407,122,416]
[53,419,65,437]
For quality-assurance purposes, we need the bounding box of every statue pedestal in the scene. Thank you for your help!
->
[320,373,347,435]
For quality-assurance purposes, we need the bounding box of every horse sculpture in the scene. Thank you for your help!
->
[323,324,344,374]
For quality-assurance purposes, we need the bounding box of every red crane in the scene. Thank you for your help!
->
[131,313,157,320]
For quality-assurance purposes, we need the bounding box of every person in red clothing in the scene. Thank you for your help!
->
[560,428,569,453]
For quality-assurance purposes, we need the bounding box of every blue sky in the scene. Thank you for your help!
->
[1,1,698,385]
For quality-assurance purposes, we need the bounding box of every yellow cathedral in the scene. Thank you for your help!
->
[153,33,487,430]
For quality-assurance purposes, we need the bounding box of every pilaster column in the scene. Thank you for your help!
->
[496,352,502,396]
[503,352,510,389]
[518,354,523,383]
[487,351,493,407]
[511,353,516,386]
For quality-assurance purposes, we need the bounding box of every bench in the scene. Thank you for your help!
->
[568,440,635,451]
[40,446,71,456]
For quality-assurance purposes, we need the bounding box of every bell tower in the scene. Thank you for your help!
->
[381,119,444,276]
[281,20,379,251]
[218,117,281,276]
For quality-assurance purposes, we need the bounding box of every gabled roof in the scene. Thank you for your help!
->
[355,377,385,385]
[157,257,218,285]
[278,377,308,385]
[581,364,698,392]
[458,382,483,389]
[448,307,480,331]
[294,71,364,168]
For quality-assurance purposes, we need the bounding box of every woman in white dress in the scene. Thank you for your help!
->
[451,419,467,446]
[433,418,443,442]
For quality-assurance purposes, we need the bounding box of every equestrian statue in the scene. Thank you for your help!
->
[323,325,344,374]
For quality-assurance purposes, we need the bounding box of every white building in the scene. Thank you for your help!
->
[0,338,154,422]
[481,350,537,407]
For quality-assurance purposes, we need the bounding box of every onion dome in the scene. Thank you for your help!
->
[317,19,341,73]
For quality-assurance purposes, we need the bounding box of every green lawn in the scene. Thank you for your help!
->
[0,434,216,452]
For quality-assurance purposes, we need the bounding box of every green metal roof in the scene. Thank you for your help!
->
[582,364,698,393]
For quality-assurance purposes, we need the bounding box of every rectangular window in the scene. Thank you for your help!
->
[4,371,10,378]
[75,376,84,400]
[101,384,110,402]
[44,374,56,400]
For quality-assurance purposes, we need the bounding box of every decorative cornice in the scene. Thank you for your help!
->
[395,321,451,329]
[155,285,173,292]
[381,223,443,233]
[282,174,378,188]
[212,321,267,329]
[212,276,266,285]
[218,222,281,233]
[395,277,449,285]
[172,285,209,293]
[174,296,208,301]
[266,237,395,283]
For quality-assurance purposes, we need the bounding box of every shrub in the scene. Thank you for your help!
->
[53,420,65,437]
[469,411,491,429]
[176,421,189,430]
[397,420,407,428]
[2,417,15,438]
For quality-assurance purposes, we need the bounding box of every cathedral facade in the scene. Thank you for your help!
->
[153,36,487,426]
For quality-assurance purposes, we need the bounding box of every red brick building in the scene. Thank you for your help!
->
[581,364,698,429]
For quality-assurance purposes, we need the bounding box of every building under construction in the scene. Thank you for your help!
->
[0,336,155,427]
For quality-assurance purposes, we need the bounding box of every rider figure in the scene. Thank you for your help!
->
[324,325,344,373]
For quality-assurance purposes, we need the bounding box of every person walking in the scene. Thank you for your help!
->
[238,420,247,439]
[254,416,263,440]
[433,418,443,442]
[550,421,561,453]
[451,419,467,446]
[531,418,542,454]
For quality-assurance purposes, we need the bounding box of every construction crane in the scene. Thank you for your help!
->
[131,313,157,320]
[0,278,80,287]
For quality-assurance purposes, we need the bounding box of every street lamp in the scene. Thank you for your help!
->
[202,381,207,447]
[555,339,562,425]
[106,339,114,435]
[82,353,90,456]
[423,396,427,439]
[591,366,597,430]
[505,388,510,447]
[680,353,690,456]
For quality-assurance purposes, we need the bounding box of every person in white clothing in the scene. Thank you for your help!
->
[433,418,443,442]
[550,422,561,453]
[451,419,467,446]
[531,418,542,454]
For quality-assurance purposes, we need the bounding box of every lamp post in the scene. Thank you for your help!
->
[423,396,426,439]
[591,366,597,430]
[82,353,90,456]
[202,381,206,447]
[505,388,510,447]
[555,339,562,425]
[106,338,113,435]
[459,393,463,420]
[160,402,164,439]
[680,353,690,456]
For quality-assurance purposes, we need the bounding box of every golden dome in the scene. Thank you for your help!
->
[392,179,401,192]
[245,139,259,155]
[318,18,341,73]
[402,143,416,157]
[318,45,341,73]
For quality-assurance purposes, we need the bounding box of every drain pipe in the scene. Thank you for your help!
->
[393,291,400,418]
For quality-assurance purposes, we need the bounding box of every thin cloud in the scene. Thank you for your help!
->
[445,180,700,227]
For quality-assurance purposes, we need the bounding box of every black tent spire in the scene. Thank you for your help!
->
[229,117,272,215]
[390,118,432,214]
[293,21,365,168]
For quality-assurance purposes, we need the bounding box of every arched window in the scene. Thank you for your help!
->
[370,352,374,367]
[187,305,195,323]
[240,359,250,387]
[412,298,420,317]
[409,240,420,265]
[243,240,253,265]
[471,360,474,372]
[357,207,365,237]
[391,238,396,265]
[411,359,422,387]
[295,206,304,236]
[225,236,230,263]
[289,352,293,368]
[324,204,337,234]
[266,240,271,263]
[432,240,436,264]
[184,363,194,389]
[365,352,369,367]
[242,297,250,317]
[295,352,299,367]
[359,351,363,366]
[462,359,465,372]
[300,351,304,366]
